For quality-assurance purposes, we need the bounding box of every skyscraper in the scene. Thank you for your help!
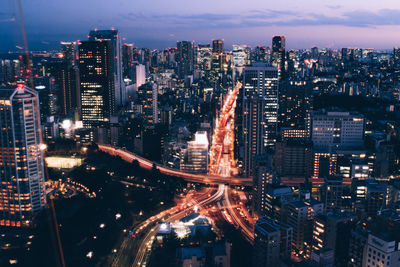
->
[271,36,286,73]
[180,131,209,173]
[176,41,194,79]
[232,45,250,67]
[122,43,134,78]
[136,83,158,125]
[88,29,126,106]
[212,39,224,54]
[253,216,292,267]
[0,85,46,227]
[242,63,279,176]
[47,46,80,117]
[79,40,115,128]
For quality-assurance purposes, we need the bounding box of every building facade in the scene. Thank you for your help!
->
[0,86,46,227]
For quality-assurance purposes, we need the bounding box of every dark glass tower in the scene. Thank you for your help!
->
[79,40,115,128]
[271,36,286,73]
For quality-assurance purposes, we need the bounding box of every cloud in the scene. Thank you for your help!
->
[118,8,400,30]
[326,5,343,10]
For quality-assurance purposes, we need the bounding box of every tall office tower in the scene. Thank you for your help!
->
[195,44,212,71]
[278,80,313,136]
[180,131,209,173]
[348,228,369,267]
[274,139,313,178]
[0,86,46,227]
[232,45,250,67]
[351,179,387,217]
[79,40,115,128]
[320,176,346,212]
[282,199,324,256]
[311,46,319,59]
[61,41,77,66]
[312,151,338,179]
[136,83,158,125]
[311,110,364,150]
[261,185,293,220]
[47,54,80,116]
[176,41,194,79]
[271,36,286,73]
[393,47,400,67]
[212,39,224,54]
[135,64,146,89]
[312,211,357,266]
[252,154,288,217]
[242,63,278,176]
[254,46,269,62]
[253,216,292,267]
[88,29,126,106]
[122,43,134,78]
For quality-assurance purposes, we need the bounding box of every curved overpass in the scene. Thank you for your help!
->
[97,144,253,186]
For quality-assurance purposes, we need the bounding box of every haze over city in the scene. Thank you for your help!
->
[2,0,400,50]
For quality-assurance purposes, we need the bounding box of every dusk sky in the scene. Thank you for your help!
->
[2,0,400,51]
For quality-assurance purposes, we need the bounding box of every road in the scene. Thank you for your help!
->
[132,185,225,267]
[222,186,254,243]
[209,82,241,176]
[109,187,213,267]
[98,145,344,187]
[98,144,252,186]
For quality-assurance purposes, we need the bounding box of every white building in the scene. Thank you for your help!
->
[232,44,250,67]
[181,131,209,173]
[362,233,400,267]
[311,110,364,150]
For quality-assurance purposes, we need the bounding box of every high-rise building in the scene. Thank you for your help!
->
[271,36,286,73]
[88,29,126,106]
[351,179,387,217]
[212,39,224,54]
[311,46,319,60]
[312,151,338,179]
[0,86,46,227]
[195,44,212,71]
[320,176,346,212]
[312,211,357,266]
[261,184,293,220]
[254,46,270,63]
[122,43,134,78]
[278,80,312,134]
[136,83,158,125]
[242,63,278,176]
[253,216,292,267]
[311,110,365,150]
[180,131,209,173]
[283,199,324,256]
[61,41,77,66]
[232,45,250,67]
[348,228,369,267]
[274,139,313,178]
[47,55,80,116]
[79,40,115,128]
[176,41,194,78]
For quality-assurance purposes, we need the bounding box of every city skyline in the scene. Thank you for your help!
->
[2,0,400,51]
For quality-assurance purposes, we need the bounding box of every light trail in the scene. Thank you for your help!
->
[222,186,254,244]
[209,82,241,176]
[98,144,252,186]
[132,185,225,267]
